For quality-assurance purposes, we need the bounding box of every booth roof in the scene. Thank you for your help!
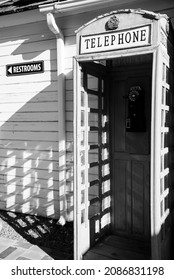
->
[0,0,67,15]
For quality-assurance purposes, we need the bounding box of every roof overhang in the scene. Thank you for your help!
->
[39,0,140,15]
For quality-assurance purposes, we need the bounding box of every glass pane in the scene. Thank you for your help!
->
[102,147,109,161]
[81,209,85,224]
[89,202,100,219]
[80,130,85,146]
[89,149,98,164]
[165,195,169,212]
[102,79,104,93]
[164,153,169,169]
[102,132,107,144]
[164,173,169,190]
[161,133,164,149]
[160,200,163,217]
[88,112,98,127]
[161,109,164,127]
[162,63,165,81]
[102,196,111,211]
[81,90,85,107]
[81,170,85,185]
[164,132,169,148]
[161,155,164,172]
[87,74,98,91]
[89,184,99,201]
[89,166,99,183]
[89,131,98,145]
[162,87,165,105]
[81,190,85,204]
[166,66,170,84]
[102,180,110,193]
[166,89,170,106]
[88,94,98,109]
[80,150,85,165]
[160,178,164,194]
[81,111,85,126]
[102,163,110,176]
[164,110,169,127]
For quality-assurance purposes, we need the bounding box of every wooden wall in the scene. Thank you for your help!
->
[0,21,60,218]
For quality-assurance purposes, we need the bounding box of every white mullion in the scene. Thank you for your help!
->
[84,85,89,227]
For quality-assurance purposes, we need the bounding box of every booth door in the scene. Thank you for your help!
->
[74,60,111,259]
[111,63,151,241]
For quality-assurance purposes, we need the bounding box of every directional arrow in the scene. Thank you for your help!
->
[6,61,44,76]
[8,66,12,74]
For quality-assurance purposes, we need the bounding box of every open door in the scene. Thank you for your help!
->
[73,59,111,259]
[151,46,173,259]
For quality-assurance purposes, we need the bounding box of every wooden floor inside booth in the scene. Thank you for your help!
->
[83,235,151,260]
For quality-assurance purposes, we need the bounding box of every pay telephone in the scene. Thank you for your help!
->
[126,85,146,132]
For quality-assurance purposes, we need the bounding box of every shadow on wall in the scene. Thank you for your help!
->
[0,30,67,220]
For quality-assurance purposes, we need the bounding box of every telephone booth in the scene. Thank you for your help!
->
[73,9,174,260]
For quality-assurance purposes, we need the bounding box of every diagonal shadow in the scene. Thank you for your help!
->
[0,210,73,259]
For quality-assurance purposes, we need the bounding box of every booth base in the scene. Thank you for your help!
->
[83,235,151,260]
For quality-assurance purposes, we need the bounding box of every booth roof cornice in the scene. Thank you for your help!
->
[75,9,168,34]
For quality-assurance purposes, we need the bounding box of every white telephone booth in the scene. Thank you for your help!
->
[73,9,174,260]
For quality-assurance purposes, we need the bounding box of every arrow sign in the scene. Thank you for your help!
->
[8,66,12,74]
[6,61,44,76]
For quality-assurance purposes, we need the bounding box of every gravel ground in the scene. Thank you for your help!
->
[0,210,73,259]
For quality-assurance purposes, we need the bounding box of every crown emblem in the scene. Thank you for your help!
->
[105,15,120,30]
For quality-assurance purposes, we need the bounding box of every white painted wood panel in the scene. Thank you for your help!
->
[0,81,57,94]
[0,122,58,132]
[0,140,58,151]
[0,148,59,161]
[0,21,59,218]
[0,112,58,122]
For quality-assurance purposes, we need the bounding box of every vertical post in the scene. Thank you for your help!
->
[73,58,81,260]
[151,47,162,259]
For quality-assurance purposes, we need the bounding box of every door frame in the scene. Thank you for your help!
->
[74,49,161,259]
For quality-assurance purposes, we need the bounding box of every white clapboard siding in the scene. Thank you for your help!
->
[1,20,55,39]
[1,180,60,194]
[0,140,58,151]
[0,131,58,141]
[0,162,58,176]
[0,147,59,161]
[0,200,60,218]
[0,71,57,85]
[0,102,57,113]
[0,91,58,103]
[0,20,60,218]
[0,186,59,199]
[0,40,55,56]
[0,50,57,66]
[0,81,57,94]
[0,32,54,47]
[0,166,59,181]
[0,112,58,122]
[0,197,59,216]
[0,122,58,132]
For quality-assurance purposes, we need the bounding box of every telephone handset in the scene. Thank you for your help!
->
[126,86,146,132]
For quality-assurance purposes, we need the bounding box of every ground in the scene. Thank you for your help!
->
[0,210,73,259]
